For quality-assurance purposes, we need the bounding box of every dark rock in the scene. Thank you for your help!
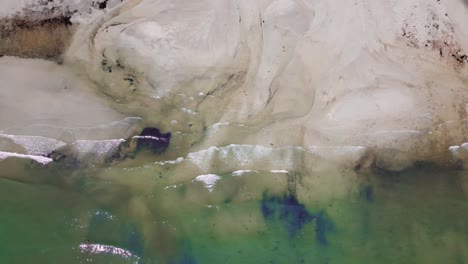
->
[124,76,134,83]
[134,127,171,154]
[96,0,108,9]
[101,59,112,72]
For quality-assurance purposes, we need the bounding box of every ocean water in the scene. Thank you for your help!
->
[0,161,467,264]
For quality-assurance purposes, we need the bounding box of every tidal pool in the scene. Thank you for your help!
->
[1,162,467,264]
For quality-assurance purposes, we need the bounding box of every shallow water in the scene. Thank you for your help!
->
[1,162,467,264]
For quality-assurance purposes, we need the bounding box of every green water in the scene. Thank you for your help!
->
[0,165,467,264]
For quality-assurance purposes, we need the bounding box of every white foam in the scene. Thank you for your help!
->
[232,170,258,176]
[208,122,230,133]
[0,151,53,165]
[461,143,468,150]
[79,243,139,263]
[270,170,289,174]
[132,135,169,141]
[449,146,460,153]
[155,157,184,165]
[449,143,468,154]
[194,174,221,192]
[164,184,180,190]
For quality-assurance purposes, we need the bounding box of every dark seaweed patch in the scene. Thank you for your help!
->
[261,194,312,237]
[223,196,233,205]
[261,193,333,245]
[360,185,374,202]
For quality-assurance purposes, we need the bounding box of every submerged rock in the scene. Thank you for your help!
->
[119,127,171,158]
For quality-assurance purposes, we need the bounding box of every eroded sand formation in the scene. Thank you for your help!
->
[62,0,468,170]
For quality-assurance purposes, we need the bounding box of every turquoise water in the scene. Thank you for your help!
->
[1,164,467,264]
